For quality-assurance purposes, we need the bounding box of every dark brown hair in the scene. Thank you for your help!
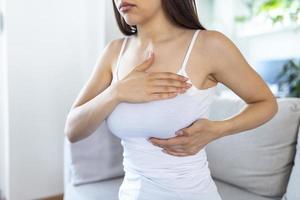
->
[112,0,207,35]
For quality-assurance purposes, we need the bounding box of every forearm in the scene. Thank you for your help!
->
[213,98,278,140]
[65,83,120,143]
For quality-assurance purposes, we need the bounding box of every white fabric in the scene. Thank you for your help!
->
[106,29,222,199]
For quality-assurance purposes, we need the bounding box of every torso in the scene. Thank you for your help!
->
[106,29,222,199]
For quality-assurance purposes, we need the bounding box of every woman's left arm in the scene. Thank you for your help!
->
[203,30,278,138]
[149,30,278,156]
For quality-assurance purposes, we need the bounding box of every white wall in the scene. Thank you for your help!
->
[0,0,8,199]
[2,0,105,199]
[196,0,214,28]
[81,0,106,73]
[104,1,123,44]
[243,29,300,61]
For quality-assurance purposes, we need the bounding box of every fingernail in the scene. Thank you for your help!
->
[148,51,153,59]
[175,130,183,135]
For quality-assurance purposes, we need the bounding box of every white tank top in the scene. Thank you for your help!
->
[106,29,219,193]
[107,29,217,139]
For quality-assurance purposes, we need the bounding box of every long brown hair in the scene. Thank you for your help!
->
[112,0,207,35]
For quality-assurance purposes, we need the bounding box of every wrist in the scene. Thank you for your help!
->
[211,119,231,140]
[109,82,123,104]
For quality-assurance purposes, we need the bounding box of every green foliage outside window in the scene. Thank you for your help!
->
[276,59,300,97]
[235,0,300,25]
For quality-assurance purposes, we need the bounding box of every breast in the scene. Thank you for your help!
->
[106,89,215,139]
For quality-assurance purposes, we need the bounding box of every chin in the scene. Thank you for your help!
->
[123,16,143,26]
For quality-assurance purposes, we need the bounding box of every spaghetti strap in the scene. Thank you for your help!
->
[178,29,201,76]
[116,37,128,80]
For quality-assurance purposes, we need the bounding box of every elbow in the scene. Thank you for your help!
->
[64,122,83,144]
[63,107,91,143]
[64,126,77,144]
[64,115,80,144]
[274,100,279,115]
[270,96,279,118]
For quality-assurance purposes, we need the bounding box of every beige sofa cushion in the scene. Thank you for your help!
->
[215,179,280,200]
[206,97,300,198]
[66,121,124,186]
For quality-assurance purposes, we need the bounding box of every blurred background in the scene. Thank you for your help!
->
[0,0,299,199]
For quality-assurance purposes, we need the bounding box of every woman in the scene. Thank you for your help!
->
[64,0,278,199]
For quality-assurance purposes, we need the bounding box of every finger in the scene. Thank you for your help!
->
[149,85,187,94]
[148,92,178,101]
[176,129,191,137]
[164,146,186,153]
[150,136,187,147]
[162,149,190,157]
[175,130,184,136]
[150,78,191,89]
[150,72,189,82]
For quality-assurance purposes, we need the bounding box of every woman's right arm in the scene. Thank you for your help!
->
[64,39,122,143]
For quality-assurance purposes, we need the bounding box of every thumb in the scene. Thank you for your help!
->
[134,51,155,72]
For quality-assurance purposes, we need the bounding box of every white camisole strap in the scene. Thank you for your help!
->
[178,29,201,76]
[116,36,129,80]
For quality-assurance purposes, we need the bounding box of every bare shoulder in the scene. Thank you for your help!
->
[102,37,128,72]
[199,30,238,57]
[197,29,246,72]
[199,30,232,45]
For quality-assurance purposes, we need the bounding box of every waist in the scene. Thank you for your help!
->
[121,138,210,179]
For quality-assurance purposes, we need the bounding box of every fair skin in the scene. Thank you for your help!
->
[64,0,278,157]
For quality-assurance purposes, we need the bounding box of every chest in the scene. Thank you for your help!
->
[106,91,213,139]
[113,40,210,88]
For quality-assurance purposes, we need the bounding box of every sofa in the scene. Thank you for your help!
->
[63,96,300,200]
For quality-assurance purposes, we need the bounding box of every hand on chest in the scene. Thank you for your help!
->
[117,42,208,89]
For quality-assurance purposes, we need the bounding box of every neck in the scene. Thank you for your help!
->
[134,10,186,47]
